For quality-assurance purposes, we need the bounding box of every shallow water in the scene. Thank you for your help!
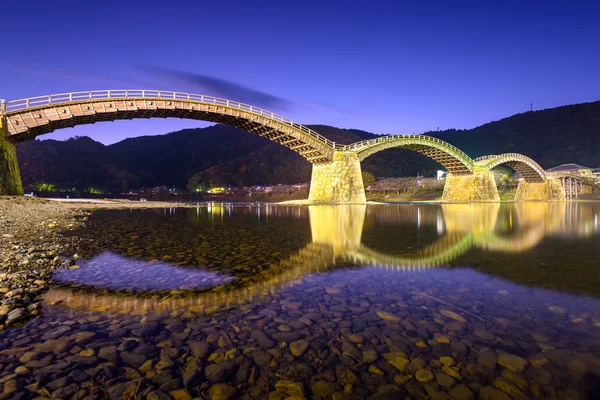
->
[1,203,600,399]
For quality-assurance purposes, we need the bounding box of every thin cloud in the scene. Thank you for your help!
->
[140,66,294,111]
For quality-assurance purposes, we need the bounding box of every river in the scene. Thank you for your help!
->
[1,203,599,399]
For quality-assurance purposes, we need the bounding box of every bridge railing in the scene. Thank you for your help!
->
[473,155,497,162]
[3,90,340,150]
[341,134,473,165]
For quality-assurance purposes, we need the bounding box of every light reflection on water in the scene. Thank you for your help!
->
[53,251,235,292]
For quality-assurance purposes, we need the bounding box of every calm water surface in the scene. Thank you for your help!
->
[1,203,600,399]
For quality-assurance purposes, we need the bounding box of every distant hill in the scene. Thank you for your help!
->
[431,101,600,168]
[15,100,600,192]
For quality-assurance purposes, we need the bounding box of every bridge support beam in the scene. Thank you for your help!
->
[308,151,366,203]
[514,178,565,201]
[442,172,500,202]
[0,116,23,196]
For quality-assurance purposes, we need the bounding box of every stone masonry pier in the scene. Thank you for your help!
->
[308,152,366,203]
[515,178,566,201]
[441,172,500,202]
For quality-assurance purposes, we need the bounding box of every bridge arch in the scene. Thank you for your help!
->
[341,135,474,175]
[474,153,546,183]
[2,90,336,164]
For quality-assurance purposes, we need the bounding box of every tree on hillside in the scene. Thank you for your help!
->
[362,171,376,188]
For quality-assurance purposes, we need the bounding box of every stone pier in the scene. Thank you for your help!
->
[0,116,23,196]
[441,172,500,202]
[308,151,366,203]
[514,178,566,201]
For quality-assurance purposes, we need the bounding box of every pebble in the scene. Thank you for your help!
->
[376,310,402,322]
[208,384,235,400]
[497,353,529,373]
[439,309,467,322]
[311,381,335,398]
[275,380,305,397]
[290,339,309,357]
[415,369,434,382]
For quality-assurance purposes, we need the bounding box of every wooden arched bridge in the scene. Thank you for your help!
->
[0,89,574,201]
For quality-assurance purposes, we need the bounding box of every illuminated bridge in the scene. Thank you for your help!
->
[0,89,586,201]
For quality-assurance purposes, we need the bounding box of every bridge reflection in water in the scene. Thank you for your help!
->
[44,202,598,316]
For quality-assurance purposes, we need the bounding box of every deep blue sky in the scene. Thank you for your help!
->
[2,0,599,144]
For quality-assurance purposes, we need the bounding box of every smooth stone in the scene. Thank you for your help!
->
[98,346,119,363]
[439,309,467,323]
[325,287,341,295]
[253,350,273,366]
[68,370,90,383]
[169,389,192,400]
[500,370,529,391]
[272,332,301,342]
[137,321,160,337]
[47,377,72,391]
[134,343,158,356]
[449,384,474,400]
[109,328,130,338]
[491,377,524,398]
[434,333,451,344]
[204,361,236,382]
[341,342,362,359]
[311,381,335,398]
[388,357,410,372]
[479,386,511,400]
[442,366,462,380]
[415,369,434,382]
[148,391,171,400]
[65,355,98,365]
[478,351,497,369]
[120,352,148,368]
[189,342,211,359]
[183,362,201,388]
[474,329,496,341]
[275,380,305,397]
[497,353,529,373]
[376,310,402,322]
[440,357,455,366]
[369,365,385,375]
[208,383,235,400]
[290,340,310,357]
[6,308,25,322]
[3,379,22,394]
[348,334,365,343]
[436,372,456,389]
[407,358,427,373]
[251,330,275,349]
[18,351,40,363]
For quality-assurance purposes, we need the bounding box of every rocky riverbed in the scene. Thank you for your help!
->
[0,201,599,399]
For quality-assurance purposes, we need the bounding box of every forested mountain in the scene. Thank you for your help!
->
[15,100,600,192]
